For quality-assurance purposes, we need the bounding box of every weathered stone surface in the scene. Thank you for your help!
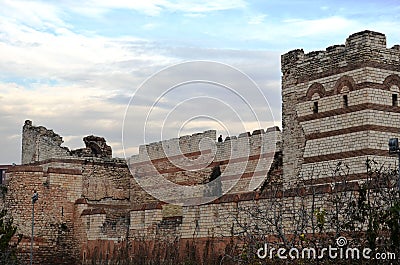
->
[21,120,70,164]
[3,30,400,264]
[22,120,114,165]
[281,30,400,186]
[71,135,112,158]
[6,120,281,263]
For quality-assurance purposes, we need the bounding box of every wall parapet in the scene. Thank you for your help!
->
[129,126,281,165]
[281,30,400,84]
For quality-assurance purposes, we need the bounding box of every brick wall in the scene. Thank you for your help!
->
[128,127,281,205]
[281,30,400,186]
[4,30,399,264]
[6,120,282,263]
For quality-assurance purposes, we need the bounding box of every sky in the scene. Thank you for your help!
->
[1,0,400,164]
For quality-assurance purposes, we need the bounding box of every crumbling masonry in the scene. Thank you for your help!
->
[1,30,400,264]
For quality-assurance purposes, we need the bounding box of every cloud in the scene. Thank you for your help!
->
[0,44,282,164]
[282,16,357,38]
[165,0,247,13]
[0,3,282,163]
[0,8,176,94]
[248,14,267,25]
[6,1,400,165]
[65,0,247,17]
[0,81,127,159]
[0,0,67,30]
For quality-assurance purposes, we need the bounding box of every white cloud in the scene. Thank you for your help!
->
[0,44,282,163]
[283,16,357,37]
[248,14,267,25]
[165,0,247,13]
[11,1,400,165]
[237,16,359,44]
[0,81,127,158]
[0,0,67,30]
[64,0,247,17]
[0,11,175,91]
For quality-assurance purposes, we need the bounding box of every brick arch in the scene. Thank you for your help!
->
[334,75,355,94]
[306,83,325,100]
[383,74,400,90]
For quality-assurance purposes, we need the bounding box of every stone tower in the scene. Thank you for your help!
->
[281,30,400,185]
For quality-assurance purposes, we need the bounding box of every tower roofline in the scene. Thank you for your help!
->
[281,30,400,85]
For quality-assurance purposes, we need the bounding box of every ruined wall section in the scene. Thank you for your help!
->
[21,120,70,165]
[12,120,150,263]
[80,159,130,202]
[4,158,141,264]
[22,120,114,165]
[128,184,332,242]
[281,30,400,186]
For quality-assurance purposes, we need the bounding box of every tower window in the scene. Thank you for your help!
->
[343,95,348,107]
[0,169,4,184]
[313,101,318,114]
[392,94,398,106]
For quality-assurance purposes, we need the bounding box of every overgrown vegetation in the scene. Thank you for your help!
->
[0,209,21,265]
[223,159,400,264]
[83,160,400,264]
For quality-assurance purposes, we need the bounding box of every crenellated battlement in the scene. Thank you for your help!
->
[129,126,281,164]
[281,30,400,85]
[127,126,282,204]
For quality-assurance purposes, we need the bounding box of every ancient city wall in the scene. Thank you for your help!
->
[128,127,281,205]
[4,159,136,264]
[281,30,400,186]
[3,30,400,264]
[4,120,282,264]
[5,165,82,264]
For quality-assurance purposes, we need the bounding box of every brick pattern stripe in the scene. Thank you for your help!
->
[298,103,400,122]
[305,125,400,140]
[303,148,388,164]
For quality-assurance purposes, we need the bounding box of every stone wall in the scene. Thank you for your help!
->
[21,120,70,165]
[5,165,82,264]
[4,30,400,264]
[281,30,400,186]
[22,120,114,165]
[5,120,282,264]
[128,127,281,205]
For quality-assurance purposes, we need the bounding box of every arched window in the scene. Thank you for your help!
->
[383,74,400,91]
[306,83,324,114]
[334,76,355,95]
[306,83,325,100]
